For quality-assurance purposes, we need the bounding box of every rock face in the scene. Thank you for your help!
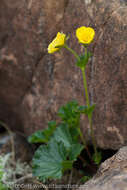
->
[79,146,127,190]
[0,0,127,149]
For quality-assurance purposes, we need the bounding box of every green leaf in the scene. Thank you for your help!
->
[76,55,87,69]
[77,104,96,116]
[80,176,91,183]
[69,126,80,142]
[0,183,8,190]
[32,140,71,181]
[52,123,83,160]
[0,159,4,180]
[58,101,95,126]
[77,105,88,114]
[0,169,3,180]
[75,50,92,70]
[52,123,74,148]
[87,104,96,116]
[52,123,81,148]
[58,100,79,118]
[58,100,80,128]
[32,124,84,182]
[69,144,84,161]
[28,121,57,143]
[92,151,102,165]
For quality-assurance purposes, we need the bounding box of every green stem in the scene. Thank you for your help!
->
[78,127,86,147]
[81,67,97,158]
[64,44,94,159]
[81,69,89,107]
[78,127,92,160]
[64,44,97,160]
[64,44,80,61]
[62,160,73,170]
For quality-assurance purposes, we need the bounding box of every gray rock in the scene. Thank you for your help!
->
[79,146,127,190]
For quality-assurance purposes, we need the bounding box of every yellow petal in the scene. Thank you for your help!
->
[48,32,66,54]
[76,26,95,44]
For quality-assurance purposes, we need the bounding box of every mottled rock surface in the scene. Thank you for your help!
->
[0,0,127,149]
[79,146,127,190]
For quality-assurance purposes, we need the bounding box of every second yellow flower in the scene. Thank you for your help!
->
[76,26,95,44]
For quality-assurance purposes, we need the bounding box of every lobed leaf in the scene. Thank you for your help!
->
[52,123,73,148]
[28,121,57,143]
[58,100,80,128]
[32,123,83,182]
[32,140,70,181]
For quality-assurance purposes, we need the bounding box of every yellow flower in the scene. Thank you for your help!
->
[48,32,66,54]
[76,26,95,44]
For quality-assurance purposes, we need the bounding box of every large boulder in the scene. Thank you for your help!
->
[79,146,127,190]
[0,0,127,149]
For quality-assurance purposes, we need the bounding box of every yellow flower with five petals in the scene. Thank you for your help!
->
[76,26,95,44]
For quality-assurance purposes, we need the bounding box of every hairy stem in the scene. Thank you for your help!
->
[81,65,97,158]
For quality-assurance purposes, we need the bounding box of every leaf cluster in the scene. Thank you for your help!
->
[28,100,96,182]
